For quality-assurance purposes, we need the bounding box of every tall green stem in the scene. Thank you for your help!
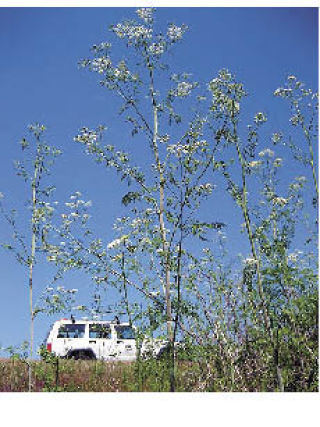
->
[148,62,173,342]
[28,136,41,392]
[303,125,318,199]
[121,247,132,326]
[28,151,38,392]
[233,119,284,391]
[234,139,271,335]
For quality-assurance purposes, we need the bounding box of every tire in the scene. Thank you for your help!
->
[68,350,96,360]
[156,345,171,360]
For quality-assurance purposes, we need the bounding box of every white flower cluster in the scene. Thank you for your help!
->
[243,257,258,267]
[289,176,306,192]
[233,101,240,113]
[272,133,282,144]
[195,183,213,195]
[150,291,160,297]
[289,115,300,126]
[273,197,288,206]
[140,237,152,246]
[263,189,275,200]
[248,160,262,168]
[169,80,196,99]
[153,224,170,234]
[145,208,155,215]
[158,135,169,144]
[47,254,58,262]
[111,253,123,262]
[112,60,134,81]
[167,140,206,156]
[93,276,107,284]
[274,87,292,97]
[60,193,92,227]
[114,216,130,228]
[254,112,267,124]
[148,42,165,56]
[107,234,128,250]
[287,250,303,263]
[287,253,297,262]
[55,286,78,294]
[70,192,87,202]
[112,22,152,41]
[33,202,55,223]
[258,148,274,158]
[273,158,283,167]
[202,248,211,255]
[209,69,235,86]
[208,72,243,116]
[131,218,143,228]
[176,81,193,97]
[167,144,189,155]
[91,56,112,74]
[167,24,186,41]
[113,68,123,78]
[191,140,208,150]
[274,75,312,99]
[45,286,78,299]
[92,42,112,52]
[86,53,134,82]
[65,197,91,210]
[72,305,86,311]
[136,8,154,24]
[43,202,54,214]
[28,123,46,136]
[74,128,99,146]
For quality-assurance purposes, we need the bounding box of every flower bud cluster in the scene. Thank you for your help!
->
[167,24,187,41]
[136,8,154,24]
[112,22,152,42]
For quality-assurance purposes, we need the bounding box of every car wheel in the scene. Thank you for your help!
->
[68,350,96,360]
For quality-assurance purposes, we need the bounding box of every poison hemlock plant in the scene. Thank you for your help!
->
[0,124,77,391]
[44,8,317,392]
[2,8,317,392]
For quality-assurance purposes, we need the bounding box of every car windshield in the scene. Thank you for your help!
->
[89,324,111,339]
[57,324,85,338]
[115,325,135,340]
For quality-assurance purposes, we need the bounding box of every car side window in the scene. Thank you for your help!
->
[89,324,111,339]
[115,325,135,340]
[57,324,85,338]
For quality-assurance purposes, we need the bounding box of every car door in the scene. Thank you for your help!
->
[88,323,114,360]
[56,323,87,356]
[114,325,137,361]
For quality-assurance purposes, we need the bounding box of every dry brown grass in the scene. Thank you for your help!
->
[0,357,214,392]
[0,358,135,392]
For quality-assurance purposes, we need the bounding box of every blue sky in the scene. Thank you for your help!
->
[0,7,318,352]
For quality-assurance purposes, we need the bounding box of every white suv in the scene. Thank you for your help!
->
[44,318,168,361]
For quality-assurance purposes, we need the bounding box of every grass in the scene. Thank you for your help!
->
[0,357,221,392]
[1,355,317,392]
[0,358,134,392]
